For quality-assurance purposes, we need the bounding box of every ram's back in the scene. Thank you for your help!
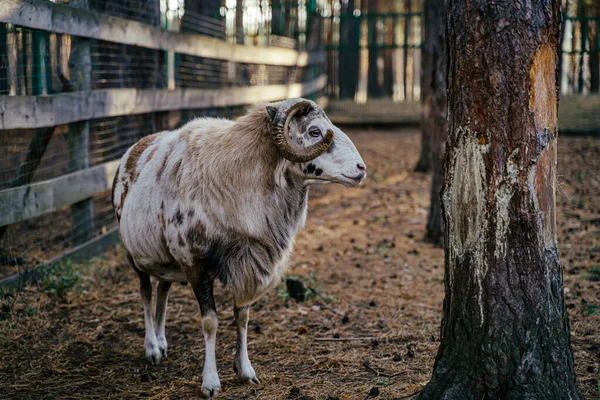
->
[112,117,234,269]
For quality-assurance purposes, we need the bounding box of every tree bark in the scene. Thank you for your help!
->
[382,49,395,98]
[413,0,431,173]
[422,0,446,246]
[577,0,586,93]
[381,0,394,98]
[414,133,431,172]
[419,0,581,398]
[236,0,244,44]
[590,0,600,93]
[367,0,381,98]
[338,0,359,99]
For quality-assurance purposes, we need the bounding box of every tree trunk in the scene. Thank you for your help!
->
[236,0,244,44]
[381,0,394,98]
[382,50,395,97]
[338,0,359,99]
[422,0,446,246]
[413,0,431,173]
[419,0,582,398]
[590,0,600,93]
[577,0,586,93]
[367,0,380,98]
[414,132,431,172]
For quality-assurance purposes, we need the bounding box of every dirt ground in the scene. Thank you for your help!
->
[0,128,598,399]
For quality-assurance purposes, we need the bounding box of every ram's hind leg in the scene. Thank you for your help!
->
[233,305,260,384]
[155,281,172,358]
[187,269,221,398]
[128,255,163,365]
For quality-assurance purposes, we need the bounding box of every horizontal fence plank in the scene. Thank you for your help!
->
[0,0,325,66]
[0,160,120,227]
[326,99,421,125]
[0,75,328,129]
[557,95,600,134]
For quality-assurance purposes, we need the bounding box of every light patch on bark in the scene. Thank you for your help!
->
[527,41,560,315]
[494,148,520,259]
[529,41,559,253]
[528,140,558,252]
[525,139,558,313]
[529,43,557,133]
[443,127,489,324]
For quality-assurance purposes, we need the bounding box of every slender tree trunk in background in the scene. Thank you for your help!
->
[367,0,380,98]
[577,0,586,93]
[413,0,431,173]
[339,0,359,99]
[590,0,600,93]
[381,0,394,98]
[402,0,412,100]
[414,134,431,172]
[422,0,446,246]
[236,0,244,44]
[382,46,395,97]
[0,24,7,95]
[419,0,581,398]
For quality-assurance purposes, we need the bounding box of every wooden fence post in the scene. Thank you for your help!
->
[6,24,17,95]
[68,0,94,246]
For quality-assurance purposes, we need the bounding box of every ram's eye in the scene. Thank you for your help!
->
[308,127,321,138]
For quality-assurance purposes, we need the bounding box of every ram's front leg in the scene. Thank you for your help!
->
[188,269,221,398]
[233,305,260,384]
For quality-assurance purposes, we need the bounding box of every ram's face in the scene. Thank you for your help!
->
[287,105,367,187]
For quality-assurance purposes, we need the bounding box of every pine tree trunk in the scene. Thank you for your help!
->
[590,0,600,93]
[382,49,395,98]
[367,0,381,98]
[419,0,581,398]
[422,0,446,246]
[414,0,431,174]
[339,0,359,99]
[414,132,431,172]
[381,0,394,99]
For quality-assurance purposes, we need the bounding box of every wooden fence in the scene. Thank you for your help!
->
[0,0,327,289]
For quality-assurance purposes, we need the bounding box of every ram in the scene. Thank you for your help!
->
[112,98,366,397]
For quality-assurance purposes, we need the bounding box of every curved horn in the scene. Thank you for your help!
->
[272,101,334,163]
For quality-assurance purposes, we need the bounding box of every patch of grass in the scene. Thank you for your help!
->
[37,260,82,300]
[584,304,599,316]
[584,265,600,282]
[371,377,392,387]
[276,281,290,303]
[279,272,336,304]
[580,298,600,316]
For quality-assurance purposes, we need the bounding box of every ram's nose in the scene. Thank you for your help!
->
[356,163,367,180]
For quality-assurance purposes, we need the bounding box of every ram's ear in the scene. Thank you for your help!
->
[266,105,278,121]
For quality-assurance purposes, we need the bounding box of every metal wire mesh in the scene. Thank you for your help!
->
[91,42,166,90]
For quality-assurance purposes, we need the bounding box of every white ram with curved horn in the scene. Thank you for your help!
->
[112,98,366,398]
